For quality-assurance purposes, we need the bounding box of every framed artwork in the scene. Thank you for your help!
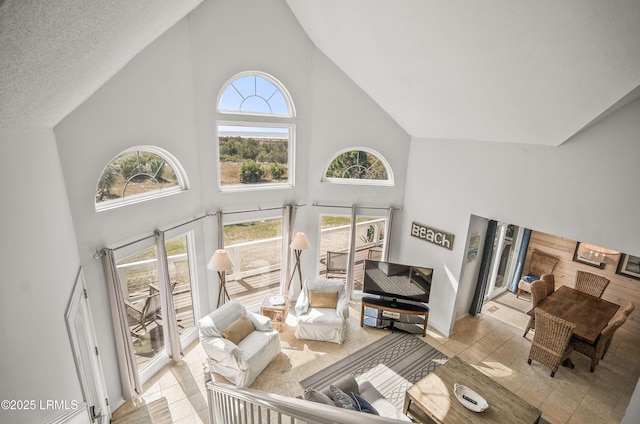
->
[572,242,605,269]
[616,254,640,280]
[466,235,480,263]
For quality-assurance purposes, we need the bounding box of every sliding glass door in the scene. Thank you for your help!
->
[114,230,198,379]
[318,213,387,295]
[116,244,165,370]
[223,217,283,306]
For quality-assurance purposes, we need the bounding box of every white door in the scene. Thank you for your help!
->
[66,268,111,423]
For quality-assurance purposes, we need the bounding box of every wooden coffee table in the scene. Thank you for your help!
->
[403,356,541,423]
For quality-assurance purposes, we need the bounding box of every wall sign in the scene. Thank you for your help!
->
[411,221,454,250]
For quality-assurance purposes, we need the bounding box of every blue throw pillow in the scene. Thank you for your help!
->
[352,392,379,415]
[328,385,358,410]
[522,275,538,283]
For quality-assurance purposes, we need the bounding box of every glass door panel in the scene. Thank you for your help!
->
[485,223,520,301]
[164,234,195,339]
[319,215,351,280]
[354,216,386,291]
[224,217,283,306]
[117,246,165,370]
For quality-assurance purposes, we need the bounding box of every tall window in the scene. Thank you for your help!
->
[96,146,188,211]
[319,214,387,293]
[115,231,197,376]
[223,217,283,304]
[323,148,393,186]
[217,72,295,190]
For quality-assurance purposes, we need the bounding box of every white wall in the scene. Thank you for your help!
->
[394,97,640,336]
[53,0,409,407]
[0,129,83,424]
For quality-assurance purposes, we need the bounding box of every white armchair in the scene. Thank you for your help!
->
[295,277,349,344]
[198,300,281,388]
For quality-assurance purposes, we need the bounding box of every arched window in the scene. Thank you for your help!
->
[217,71,295,190]
[322,148,394,186]
[95,146,189,211]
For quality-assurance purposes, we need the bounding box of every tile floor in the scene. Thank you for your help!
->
[112,295,640,424]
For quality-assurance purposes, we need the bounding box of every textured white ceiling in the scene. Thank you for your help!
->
[0,0,202,128]
[1,0,638,146]
[286,0,640,145]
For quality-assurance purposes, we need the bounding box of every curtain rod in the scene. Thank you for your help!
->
[312,202,400,211]
[93,204,305,258]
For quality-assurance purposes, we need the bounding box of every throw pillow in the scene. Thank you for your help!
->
[328,384,358,410]
[309,290,339,308]
[303,389,335,406]
[352,392,379,415]
[221,315,255,345]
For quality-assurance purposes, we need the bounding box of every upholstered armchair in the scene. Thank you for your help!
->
[198,300,281,388]
[295,277,349,344]
[517,251,559,299]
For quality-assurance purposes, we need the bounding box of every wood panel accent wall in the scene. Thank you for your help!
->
[525,230,639,336]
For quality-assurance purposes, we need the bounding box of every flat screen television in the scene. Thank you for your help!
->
[363,260,432,304]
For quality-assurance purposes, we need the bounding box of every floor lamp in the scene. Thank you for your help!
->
[287,232,310,292]
[207,249,234,307]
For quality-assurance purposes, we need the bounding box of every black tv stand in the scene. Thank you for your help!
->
[360,296,429,337]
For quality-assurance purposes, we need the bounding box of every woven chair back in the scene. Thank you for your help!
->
[620,301,635,317]
[541,274,555,296]
[529,252,558,277]
[575,271,610,298]
[530,280,547,308]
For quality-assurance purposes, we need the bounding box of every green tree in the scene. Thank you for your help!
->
[240,160,265,183]
[270,163,287,180]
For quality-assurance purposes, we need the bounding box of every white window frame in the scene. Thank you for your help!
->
[216,71,296,192]
[321,147,394,186]
[95,145,189,212]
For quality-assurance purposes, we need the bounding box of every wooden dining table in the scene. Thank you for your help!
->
[527,285,620,344]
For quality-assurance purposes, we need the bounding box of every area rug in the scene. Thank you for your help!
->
[300,332,448,409]
[111,397,172,424]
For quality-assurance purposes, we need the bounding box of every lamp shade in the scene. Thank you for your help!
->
[207,249,234,271]
[290,232,310,250]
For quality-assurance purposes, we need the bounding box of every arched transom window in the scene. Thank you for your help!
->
[217,71,295,190]
[323,148,394,186]
[95,146,189,211]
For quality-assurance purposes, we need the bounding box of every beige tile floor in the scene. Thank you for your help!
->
[112,295,640,424]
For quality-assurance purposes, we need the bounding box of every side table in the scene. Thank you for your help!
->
[260,294,290,332]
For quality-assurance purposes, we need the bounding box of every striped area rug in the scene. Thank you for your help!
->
[300,332,449,408]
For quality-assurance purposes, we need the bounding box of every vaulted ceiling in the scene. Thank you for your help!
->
[1,0,639,146]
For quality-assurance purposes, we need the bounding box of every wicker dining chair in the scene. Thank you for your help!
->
[541,273,555,297]
[517,251,558,299]
[523,280,547,337]
[574,271,610,298]
[527,309,576,377]
[619,301,635,317]
[573,310,627,372]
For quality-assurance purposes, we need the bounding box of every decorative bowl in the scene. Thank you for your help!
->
[453,383,489,412]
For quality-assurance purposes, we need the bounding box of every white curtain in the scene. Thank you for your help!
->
[216,210,224,249]
[154,230,183,362]
[345,205,358,299]
[100,248,142,400]
[281,204,296,296]
[382,207,395,262]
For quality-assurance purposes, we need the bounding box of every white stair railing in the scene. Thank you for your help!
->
[207,381,407,424]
